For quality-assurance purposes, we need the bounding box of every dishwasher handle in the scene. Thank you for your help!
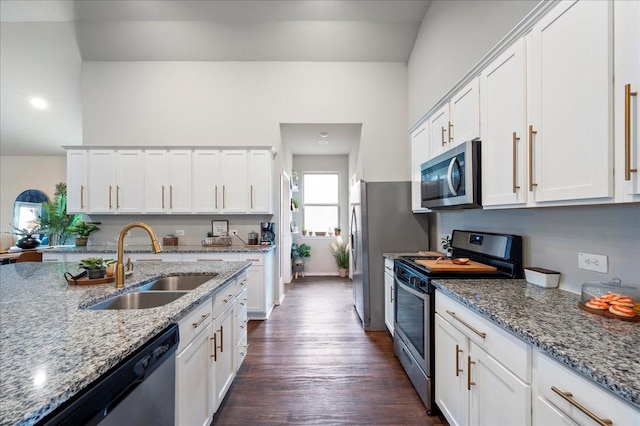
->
[103,375,145,418]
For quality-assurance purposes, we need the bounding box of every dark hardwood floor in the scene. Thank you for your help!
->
[212,276,446,425]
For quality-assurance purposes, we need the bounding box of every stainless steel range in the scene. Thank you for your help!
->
[393,230,523,415]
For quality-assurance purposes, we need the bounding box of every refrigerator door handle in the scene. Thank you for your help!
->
[350,205,358,269]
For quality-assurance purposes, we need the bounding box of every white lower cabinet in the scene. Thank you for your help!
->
[532,351,640,426]
[383,258,395,334]
[212,295,235,413]
[435,290,531,426]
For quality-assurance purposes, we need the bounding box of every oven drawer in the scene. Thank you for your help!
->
[435,290,531,382]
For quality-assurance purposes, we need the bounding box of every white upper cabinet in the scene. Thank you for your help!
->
[167,150,193,213]
[87,150,117,213]
[220,150,248,213]
[526,0,613,204]
[115,150,144,213]
[143,150,169,213]
[193,150,222,213]
[428,103,451,157]
[248,150,273,214]
[411,122,430,212]
[614,0,640,202]
[66,150,87,213]
[86,150,143,214]
[481,39,527,207]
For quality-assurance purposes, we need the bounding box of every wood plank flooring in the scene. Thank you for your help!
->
[212,276,447,425]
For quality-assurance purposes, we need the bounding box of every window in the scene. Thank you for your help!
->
[303,173,339,233]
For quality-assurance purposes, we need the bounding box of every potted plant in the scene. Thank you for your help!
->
[78,257,115,279]
[11,223,47,249]
[440,234,453,256]
[40,183,81,246]
[330,236,350,277]
[291,198,300,211]
[334,227,341,236]
[302,228,307,236]
[291,243,311,279]
[67,221,101,247]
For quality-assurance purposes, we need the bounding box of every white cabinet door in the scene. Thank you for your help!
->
[167,150,192,213]
[245,265,264,315]
[212,303,235,413]
[450,77,480,146]
[115,150,143,213]
[481,39,527,207]
[533,394,579,426]
[176,322,213,426]
[428,104,450,157]
[435,314,469,426]
[88,150,116,213]
[410,123,429,212]
[221,150,248,213]
[383,259,394,334]
[193,150,222,213]
[469,341,531,426]
[66,150,87,213]
[248,150,273,213]
[614,0,640,202]
[143,150,168,213]
[526,0,613,203]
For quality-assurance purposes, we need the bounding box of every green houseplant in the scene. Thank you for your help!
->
[330,237,349,277]
[334,227,341,236]
[440,234,452,256]
[78,257,115,279]
[291,243,311,279]
[66,221,101,247]
[39,183,81,246]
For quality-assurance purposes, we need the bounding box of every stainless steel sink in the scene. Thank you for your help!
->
[136,274,216,291]
[88,291,188,310]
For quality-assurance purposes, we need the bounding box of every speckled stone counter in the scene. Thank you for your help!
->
[0,261,250,426]
[432,278,640,409]
[46,244,276,254]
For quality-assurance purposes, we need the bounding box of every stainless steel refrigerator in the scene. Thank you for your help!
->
[349,181,429,331]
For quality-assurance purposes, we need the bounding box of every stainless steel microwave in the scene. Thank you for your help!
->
[420,140,481,210]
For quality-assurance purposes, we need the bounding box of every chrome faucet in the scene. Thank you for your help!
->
[115,222,162,288]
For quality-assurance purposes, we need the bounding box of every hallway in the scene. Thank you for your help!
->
[212,276,445,425]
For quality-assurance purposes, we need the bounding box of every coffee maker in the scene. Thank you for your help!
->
[260,222,275,245]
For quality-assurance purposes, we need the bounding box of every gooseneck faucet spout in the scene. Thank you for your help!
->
[116,222,162,288]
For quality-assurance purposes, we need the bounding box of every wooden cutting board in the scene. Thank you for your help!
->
[418,250,445,257]
[416,258,497,272]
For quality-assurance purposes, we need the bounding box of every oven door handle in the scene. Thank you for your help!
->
[396,280,428,299]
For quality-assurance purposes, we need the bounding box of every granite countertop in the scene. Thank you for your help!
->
[45,244,276,254]
[432,279,640,409]
[383,251,443,259]
[0,261,250,426]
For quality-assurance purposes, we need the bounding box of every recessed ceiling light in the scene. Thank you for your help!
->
[318,140,329,145]
[320,132,329,138]
[29,97,48,110]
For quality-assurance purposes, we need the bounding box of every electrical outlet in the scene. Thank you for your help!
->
[175,230,185,236]
[230,229,238,236]
[578,252,608,273]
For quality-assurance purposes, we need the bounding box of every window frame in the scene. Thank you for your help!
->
[302,172,340,233]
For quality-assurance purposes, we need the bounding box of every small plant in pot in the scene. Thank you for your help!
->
[334,227,341,236]
[440,234,453,257]
[79,257,115,279]
[330,236,350,277]
[66,221,101,247]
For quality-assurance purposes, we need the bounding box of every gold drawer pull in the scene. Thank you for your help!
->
[446,310,486,338]
[551,386,612,426]
[625,83,638,181]
[192,312,211,328]
[441,126,446,146]
[455,344,463,377]
[467,356,476,390]
[513,132,520,193]
[528,125,537,191]
[448,121,453,142]
[210,333,217,361]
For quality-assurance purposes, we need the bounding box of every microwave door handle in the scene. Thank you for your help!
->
[447,157,459,196]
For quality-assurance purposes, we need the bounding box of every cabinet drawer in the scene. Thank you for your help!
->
[238,254,263,266]
[534,351,639,425]
[235,332,248,369]
[236,288,248,311]
[182,253,240,262]
[435,291,531,382]
[213,282,237,318]
[177,298,213,353]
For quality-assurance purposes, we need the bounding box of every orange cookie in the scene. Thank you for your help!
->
[609,304,636,317]
[585,300,609,310]
[599,293,620,303]
[610,296,634,308]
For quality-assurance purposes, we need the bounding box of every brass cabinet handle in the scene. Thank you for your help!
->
[161,185,165,209]
[192,312,211,328]
[441,126,446,146]
[245,258,260,262]
[448,121,454,142]
[135,259,162,262]
[446,310,487,338]
[551,386,612,425]
[223,185,226,208]
[116,185,120,209]
[219,325,224,353]
[215,186,218,209]
[513,132,520,193]
[390,286,394,303]
[210,333,217,361]
[250,185,254,209]
[80,185,84,209]
[169,185,173,209]
[455,344,463,377]
[108,185,112,209]
[625,83,638,181]
[467,356,476,390]
[528,125,537,191]
[240,279,247,286]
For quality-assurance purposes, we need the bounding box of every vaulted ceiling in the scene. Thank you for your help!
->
[0,0,430,155]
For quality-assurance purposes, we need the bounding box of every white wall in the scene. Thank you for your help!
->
[0,156,66,237]
[408,0,538,126]
[83,61,409,182]
[410,0,640,293]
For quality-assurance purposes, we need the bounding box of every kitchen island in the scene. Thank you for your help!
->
[432,278,640,410]
[0,260,250,425]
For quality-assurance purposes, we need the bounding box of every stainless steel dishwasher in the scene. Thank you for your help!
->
[40,324,179,426]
